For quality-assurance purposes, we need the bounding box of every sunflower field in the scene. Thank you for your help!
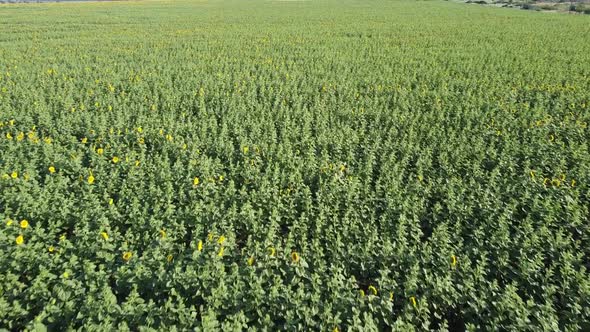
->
[0,0,589,330]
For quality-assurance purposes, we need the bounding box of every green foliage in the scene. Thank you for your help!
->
[572,3,590,13]
[0,0,589,330]
[537,3,556,10]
